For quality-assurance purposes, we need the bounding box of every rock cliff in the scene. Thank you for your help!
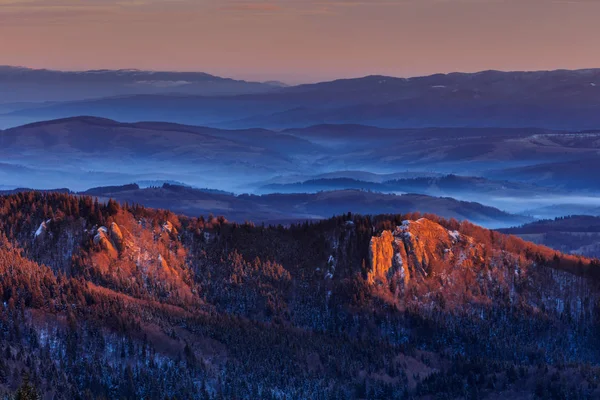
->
[369,218,464,287]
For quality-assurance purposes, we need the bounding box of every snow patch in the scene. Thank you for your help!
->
[136,80,192,88]
[35,221,47,237]
[448,230,460,242]
[94,226,108,244]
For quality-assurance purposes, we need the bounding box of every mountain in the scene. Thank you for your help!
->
[233,70,600,130]
[265,126,600,195]
[487,156,600,190]
[522,204,600,220]
[6,69,600,130]
[0,117,315,191]
[4,117,600,191]
[260,174,559,197]
[259,174,587,217]
[258,170,445,185]
[1,182,531,227]
[71,183,531,228]
[0,93,292,129]
[0,191,598,398]
[0,66,281,103]
[500,215,600,258]
[285,126,600,176]
[3,117,600,219]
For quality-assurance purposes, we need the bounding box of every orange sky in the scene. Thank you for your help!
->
[1,0,600,84]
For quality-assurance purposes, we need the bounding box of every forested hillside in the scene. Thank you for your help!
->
[0,192,599,399]
[500,216,600,258]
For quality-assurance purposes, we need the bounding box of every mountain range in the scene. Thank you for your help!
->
[3,65,600,399]
[0,183,531,228]
[0,66,282,103]
[3,68,600,130]
[1,117,600,219]
[259,174,562,199]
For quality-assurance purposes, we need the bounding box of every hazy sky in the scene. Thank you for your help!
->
[1,0,600,84]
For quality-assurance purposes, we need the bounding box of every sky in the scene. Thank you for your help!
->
[1,0,600,84]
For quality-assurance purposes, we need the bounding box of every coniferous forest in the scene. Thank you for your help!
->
[0,191,598,399]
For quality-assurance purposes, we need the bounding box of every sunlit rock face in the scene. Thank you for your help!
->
[369,219,461,287]
[398,218,465,279]
[94,226,118,258]
[110,222,124,252]
[368,230,396,285]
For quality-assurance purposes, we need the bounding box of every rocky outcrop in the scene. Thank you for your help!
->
[93,223,128,257]
[110,222,124,251]
[400,219,458,277]
[162,221,178,235]
[369,218,468,288]
[94,226,118,258]
[369,230,400,285]
[34,219,50,240]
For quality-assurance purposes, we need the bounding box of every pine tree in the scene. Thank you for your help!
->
[14,374,41,400]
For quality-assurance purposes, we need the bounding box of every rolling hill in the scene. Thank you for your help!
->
[2,117,600,220]
[0,117,311,191]
[1,183,532,228]
[500,215,600,258]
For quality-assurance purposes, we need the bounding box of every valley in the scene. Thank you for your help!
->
[1,117,600,221]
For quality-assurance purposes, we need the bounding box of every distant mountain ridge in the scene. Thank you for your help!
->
[499,215,600,258]
[2,116,600,208]
[0,116,310,191]
[501,215,600,234]
[1,183,532,228]
[3,68,600,129]
[260,174,558,196]
[0,65,282,103]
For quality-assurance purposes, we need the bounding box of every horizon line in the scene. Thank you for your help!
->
[3,64,600,87]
